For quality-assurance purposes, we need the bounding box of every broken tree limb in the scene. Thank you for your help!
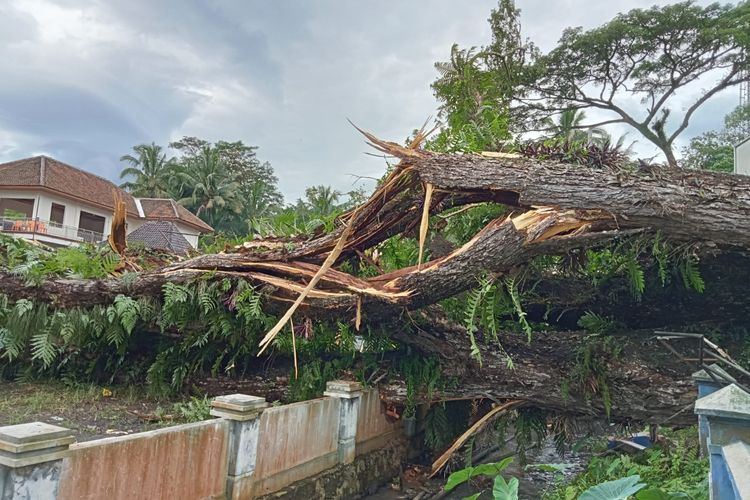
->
[429,399,523,477]
[2,133,747,426]
[383,312,697,426]
[4,137,750,318]
[404,152,750,248]
[0,208,634,315]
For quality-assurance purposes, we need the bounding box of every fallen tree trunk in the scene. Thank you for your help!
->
[0,210,631,314]
[382,314,697,426]
[410,152,750,248]
[2,133,748,425]
[5,141,750,314]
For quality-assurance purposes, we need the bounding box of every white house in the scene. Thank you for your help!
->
[736,136,750,175]
[0,155,213,249]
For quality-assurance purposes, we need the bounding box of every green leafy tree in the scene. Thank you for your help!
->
[213,140,283,217]
[429,0,534,153]
[682,104,750,172]
[170,137,283,233]
[119,143,177,198]
[518,1,750,167]
[175,146,242,230]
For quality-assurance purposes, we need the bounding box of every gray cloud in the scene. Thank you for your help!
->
[0,0,741,203]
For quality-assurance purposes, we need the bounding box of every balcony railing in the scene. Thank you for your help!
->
[0,217,105,244]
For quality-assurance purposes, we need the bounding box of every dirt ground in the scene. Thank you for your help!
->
[0,382,182,440]
[0,373,290,441]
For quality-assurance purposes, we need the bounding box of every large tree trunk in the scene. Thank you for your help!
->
[3,135,747,424]
[382,312,697,426]
[5,146,749,315]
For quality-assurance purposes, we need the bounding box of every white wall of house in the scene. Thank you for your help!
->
[174,221,201,247]
[735,138,750,175]
[1,189,205,248]
[126,217,145,234]
[0,189,113,245]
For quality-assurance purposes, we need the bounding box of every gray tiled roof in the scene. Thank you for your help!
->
[127,221,193,255]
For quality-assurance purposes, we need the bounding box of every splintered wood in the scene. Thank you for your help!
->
[511,207,609,243]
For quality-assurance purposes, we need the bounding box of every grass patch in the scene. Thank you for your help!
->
[0,381,208,441]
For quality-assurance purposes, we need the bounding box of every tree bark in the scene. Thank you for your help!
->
[5,148,750,316]
[381,313,697,426]
[3,139,747,425]
[407,151,750,247]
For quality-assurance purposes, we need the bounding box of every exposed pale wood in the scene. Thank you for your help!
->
[429,400,523,477]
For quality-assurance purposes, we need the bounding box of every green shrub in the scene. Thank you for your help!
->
[544,427,708,500]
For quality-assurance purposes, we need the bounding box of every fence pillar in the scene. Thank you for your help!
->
[0,422,74,500]
[694,384,750,500]
[692,364,737,456]
[211,394,268,500]
[324,380,363,465]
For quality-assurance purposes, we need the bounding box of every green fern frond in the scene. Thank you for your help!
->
[464,282,486,366]
[113,295,140,334]
[506,278,532,341]
[14,299,33,317]
[624,256,645,301]
[681,256,705,293]
[30,331,57,367]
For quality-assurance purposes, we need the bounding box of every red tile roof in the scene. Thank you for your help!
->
[0,156,213,233]
[0,156,139,217]
[137,198,213,233]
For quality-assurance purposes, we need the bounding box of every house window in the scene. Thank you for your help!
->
[0,198,34,219]
[78,211,105,242]
[50,203,65,226]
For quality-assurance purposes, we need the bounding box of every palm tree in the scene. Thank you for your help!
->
[175,146,241,228]
[543,109,606,144]
[303,185,341,217]
[119,143,176,198]
[599,131,638,156]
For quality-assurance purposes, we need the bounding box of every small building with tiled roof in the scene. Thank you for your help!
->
[134,198,213,248]
[0,155,213,249]
[127,221,193,255]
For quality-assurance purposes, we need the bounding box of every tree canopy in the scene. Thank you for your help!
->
[432,0,750,166]
[118,137,285,236]
[522,1,749,166]
[119,143,176,198]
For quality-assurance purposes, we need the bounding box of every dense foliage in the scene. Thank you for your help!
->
[0,8,747,492]
[431,0,750,167]
[545,428,708,500]
[119,138,283,234]
[119,137,368,238]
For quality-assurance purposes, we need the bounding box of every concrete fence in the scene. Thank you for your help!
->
[693,365,750,500]
[0,381,407,500]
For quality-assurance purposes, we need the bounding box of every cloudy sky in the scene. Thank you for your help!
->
[0,0,740,202]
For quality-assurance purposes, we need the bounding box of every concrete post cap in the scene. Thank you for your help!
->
[694,384,750,420]
[0,421,75,468]
[210,394,268,421]
[691,363,736,383]
[324,380,364,399]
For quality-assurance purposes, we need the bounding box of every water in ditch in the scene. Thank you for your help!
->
[365,435,591,499]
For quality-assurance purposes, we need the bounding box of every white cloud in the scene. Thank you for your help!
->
[0,0,742,202]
